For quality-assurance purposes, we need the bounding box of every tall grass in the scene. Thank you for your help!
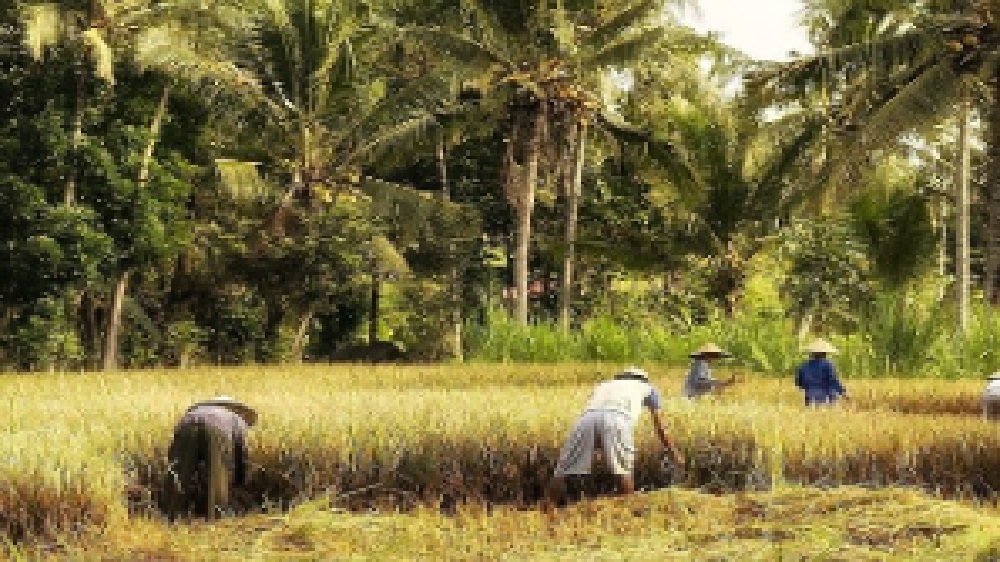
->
[465,300,1000,379]
[464,310,800,371]
[6,365,1000,546]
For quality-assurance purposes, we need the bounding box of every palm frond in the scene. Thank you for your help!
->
[749,116,826,212]
[19,3,61,60]
[337,74,452,151]
[582,0,659,53]
[584,26,664,69]
[747,27,940,99]
[597,112,702,190]
[860,60,967,150]
[215,159,278,200]
[135,25,291,124]
[341,112,441,167]
[406,27,511,72]
[82,28,115,85]
[551,4,578,58]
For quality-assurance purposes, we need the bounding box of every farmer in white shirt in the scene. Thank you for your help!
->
[543,366,684,510]
[983,373,1000,419]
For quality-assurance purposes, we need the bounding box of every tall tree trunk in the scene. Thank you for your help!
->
[369,273,380,344]
[100,83,173,372]
[560,120,586,333]
[139,84,171,187]
[439,136,462,359]
[987,79,1000,304]
[64,36,93,206]
[957,96,972,331]
[102,270,130,371]
[437,135,449,201]
[291,305,315,362]
[266,170,300,237]
[513,111,543,326]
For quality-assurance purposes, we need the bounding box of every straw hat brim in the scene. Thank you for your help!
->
[192,396,257,427]
[803,339,838,355]
[690,343,731,359]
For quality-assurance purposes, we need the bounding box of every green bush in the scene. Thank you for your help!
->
[6,297,85,372]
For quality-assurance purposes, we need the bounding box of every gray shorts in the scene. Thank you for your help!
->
[553,409,635,476]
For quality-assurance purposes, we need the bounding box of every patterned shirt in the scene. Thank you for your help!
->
[179,405,250,485]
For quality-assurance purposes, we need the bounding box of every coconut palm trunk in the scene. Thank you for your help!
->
[512,110,543,326]
[985,78,1000,304]
[438,135,462,358]
[560,119,586,333]
[957,95,971,331]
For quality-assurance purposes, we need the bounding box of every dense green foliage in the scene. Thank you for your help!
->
[0,0,991,377]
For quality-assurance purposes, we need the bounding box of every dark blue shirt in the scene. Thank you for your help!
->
[795,358,846,405]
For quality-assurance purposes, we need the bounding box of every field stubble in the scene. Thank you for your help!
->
[4,364,1000,558]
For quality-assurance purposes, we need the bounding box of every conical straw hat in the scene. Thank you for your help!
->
[803,339,838,355]
[690,343,731,359]
[190,395,257,427]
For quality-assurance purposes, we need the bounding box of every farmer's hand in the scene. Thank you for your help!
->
[670,449,685,467]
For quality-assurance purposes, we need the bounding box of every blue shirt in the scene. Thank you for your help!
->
[795,358,845,405]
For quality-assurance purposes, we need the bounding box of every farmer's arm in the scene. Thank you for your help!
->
[650,408,684,465]
[644,387,684,464]
[827,363,847,399]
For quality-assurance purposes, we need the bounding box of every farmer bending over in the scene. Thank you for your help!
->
[543,367,684,510]
[161,396,256,520]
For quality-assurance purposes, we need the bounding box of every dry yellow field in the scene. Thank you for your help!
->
[4,364,1000,560]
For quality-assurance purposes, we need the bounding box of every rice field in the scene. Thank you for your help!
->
[5,363,1000,560]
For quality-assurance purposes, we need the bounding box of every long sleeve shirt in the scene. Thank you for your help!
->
[795,358,846,405]
[682,360,717,399]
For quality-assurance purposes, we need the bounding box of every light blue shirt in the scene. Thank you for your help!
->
[683,360,716,398]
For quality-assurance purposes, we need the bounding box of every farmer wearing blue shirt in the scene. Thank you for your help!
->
[795,339,847,406]
[543,366,684,511]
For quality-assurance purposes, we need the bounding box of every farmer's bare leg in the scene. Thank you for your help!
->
[616,474,635,496]
[542,475,567,512]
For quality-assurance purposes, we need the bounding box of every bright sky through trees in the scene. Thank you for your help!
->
[684,0,813,61]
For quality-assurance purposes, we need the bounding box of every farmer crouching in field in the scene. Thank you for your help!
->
[543,367,684,511]
[161,396,256,520]
[795,339,848,406]
[682,343,736,399]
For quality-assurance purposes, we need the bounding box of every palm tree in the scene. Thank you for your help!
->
[137,0,463,361]
[621,69,827,315]
[747,0,998,305]
[139,0,452,236]
[413,0,680,326]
